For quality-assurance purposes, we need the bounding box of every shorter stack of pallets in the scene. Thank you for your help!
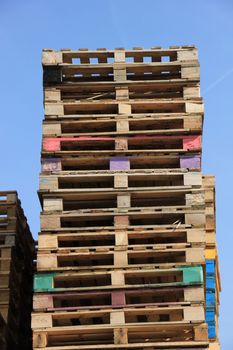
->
[0,191,35,350]
[204,176,221,345]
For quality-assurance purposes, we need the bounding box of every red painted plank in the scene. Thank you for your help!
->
[43,137,114,151]
[182,136,202,150]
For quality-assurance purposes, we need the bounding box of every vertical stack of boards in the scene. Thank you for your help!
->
[0,191,35,350]
[32,46,221,350]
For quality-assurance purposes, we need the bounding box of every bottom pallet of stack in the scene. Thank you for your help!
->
[32,322,209,348]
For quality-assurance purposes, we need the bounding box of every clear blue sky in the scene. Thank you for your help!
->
[0,0,232,348]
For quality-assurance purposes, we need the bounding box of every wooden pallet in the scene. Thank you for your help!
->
[32,304,206,331]
[44,80,201,107]
[43,61,200,84]
[42,115,202,139]
[39,171,203,193]
[40,190,205,214]
[33,265,203,293]
[44,99,203,118]
[32,322,208,349]
[42,135,201,156]
[33,285,204,312]
[43,110,202,128]
[37,227,206,252]
[41,154,201,173]
[40,206,206,231]
[42,46,199,65]
[42,47,200,90]
[36,247,205,271]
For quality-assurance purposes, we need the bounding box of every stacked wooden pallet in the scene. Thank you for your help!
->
[0,191,35,350]
[32,46,220,350]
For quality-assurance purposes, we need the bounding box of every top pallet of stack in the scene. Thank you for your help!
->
[0,191,34,251]
[42,46,200,86]
[42,46,198,65]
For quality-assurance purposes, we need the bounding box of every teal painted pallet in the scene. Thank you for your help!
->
[34,265,203,292]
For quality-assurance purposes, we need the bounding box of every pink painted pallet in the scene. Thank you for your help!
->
[42,135,201,152]
[33,286,204,312]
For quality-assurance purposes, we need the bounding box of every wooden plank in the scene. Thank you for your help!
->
[183,173,202,186]
[45,102,64,116]
[116,119,129,132]
[115,88,129,101]
[114,51,126,63]
[183,115,202,130]
[42,123,61,136]
[44,89,61,102]
[177,48,198,61]
[183,86,200,98]
[181,66,200,79]
[40,175,59,190]
[117,194,131,208]
[32,341,210,350]
[114,174,128,188]
[118,103,131,114]
[42,50,63,64]
[185,102,204,114]
[43,198,63,211]
[114,68,127,82]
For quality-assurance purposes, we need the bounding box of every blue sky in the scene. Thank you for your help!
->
[0,0,232,348]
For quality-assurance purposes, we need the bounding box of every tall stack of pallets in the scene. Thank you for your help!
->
[32,46,221,350]
[0,191,35,350]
